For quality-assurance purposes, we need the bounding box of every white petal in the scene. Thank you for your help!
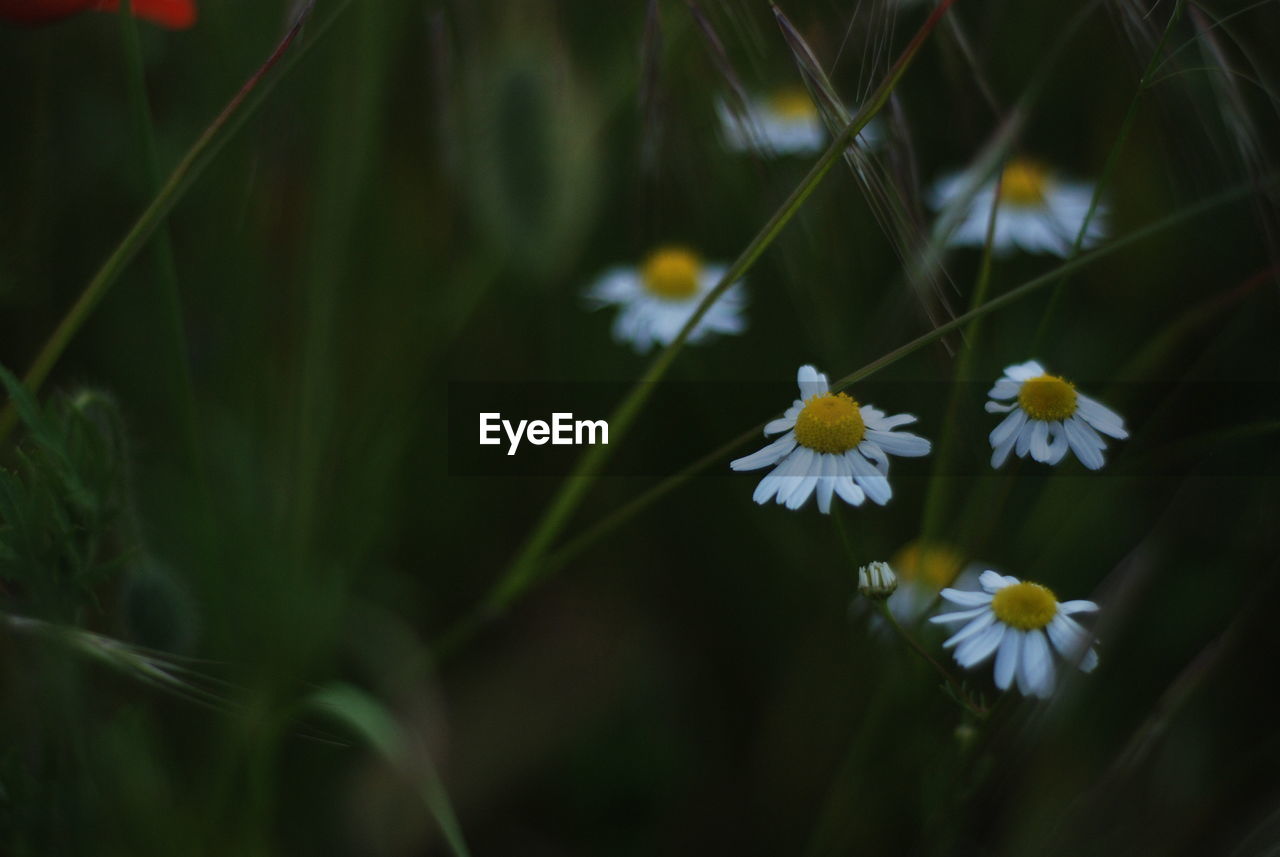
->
[860,405,887,425]
[979,570,1015,593]
[848,448,892,505]
[1005,360,1046,381]
[993,629,1022,690]
[930,605,989,624]
[859,442,891,475]
[942,613,988,647]
[1019,629,1055,698]
[939,588,994,607]
[763,416,798,436]
[731,433,798,472]
[989,408,1027,448]
[764,402,803,435]
[1015,421,1036,458]
[988,378,1021,400]
[865,428,931,458]
[863,410,917,431]
[833,475,865,507]
[584,267,640,305]
[698,264,732,294]
[943,611,996,648]
[784,473,819,510]
[1058,599,1099,616]
[1029,420,1052,463]
[1051,615,1102,676]
[1063,416,1105,470]
[927,170,969,209]
[797,365,829,400]
[1046,421,1070,464]
[991,429,1018,469]
[751,450,802,504]
[955,621,1006,667]
[1076,393,1128,439]
[815,453,838,514]
[986,401,1016,413]
[1046,613,1095,669]
[1078,646,1100,673]
[774,448,817,506]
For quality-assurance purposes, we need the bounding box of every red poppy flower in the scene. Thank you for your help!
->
[0,0,195,28]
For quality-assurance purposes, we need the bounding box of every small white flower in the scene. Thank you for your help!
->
[929,157,1105,256]
[858,561,898,599]
[931,571,1099,699]
[585,246,746,354]
[730,365,931,513]
[716,87,880,156]
[986,360,1129,470]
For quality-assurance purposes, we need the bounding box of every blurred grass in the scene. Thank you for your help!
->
[1,0,1279,855]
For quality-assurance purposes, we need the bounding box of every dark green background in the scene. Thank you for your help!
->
[1,0,1278,854]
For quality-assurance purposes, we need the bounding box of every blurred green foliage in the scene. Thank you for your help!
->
[1,0,1279,855]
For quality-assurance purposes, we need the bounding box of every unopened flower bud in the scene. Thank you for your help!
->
[858,561,898,600]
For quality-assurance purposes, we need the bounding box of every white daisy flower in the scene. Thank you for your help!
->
[986,360,1129,470]
[929,157,1105,256]
[585,246,746,354]
[931,571,1099,699]
[716,87,880,156]
[729,365,931,513]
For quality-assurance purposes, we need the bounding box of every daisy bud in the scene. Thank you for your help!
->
[858,561,898,600]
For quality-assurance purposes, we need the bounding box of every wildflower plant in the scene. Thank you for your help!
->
[931,157,1107,256]
[730,365,931,512]
[716,86,880,156]
[0,370,135,619]
[585,245,747,352]
[986,360,1129,469]
[932,571,1100,699]
[0,0,1277,853]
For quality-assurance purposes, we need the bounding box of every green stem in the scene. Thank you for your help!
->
[484,0,959,620]
[920,164,1004,546]
[117,0,212,539]
[829,503,860,569]
[0,0,352,444]
[876,601,986,720]
[828,509,983,720]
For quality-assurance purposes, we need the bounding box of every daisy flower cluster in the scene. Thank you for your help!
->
[723,360,1121,699]
[575,88,1126,704]
[727,361,1126,514]
[585,93,1107,356]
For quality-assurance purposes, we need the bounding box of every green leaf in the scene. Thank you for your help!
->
[306,682,473,857]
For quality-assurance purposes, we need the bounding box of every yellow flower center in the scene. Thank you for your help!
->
[1017,374,1078,421]
[999,159,1049,206]
[641,246,702,300]
[794,393,865,454]
[891,542,964,589]
[991,582,1058,630]
[766,87,818,121]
